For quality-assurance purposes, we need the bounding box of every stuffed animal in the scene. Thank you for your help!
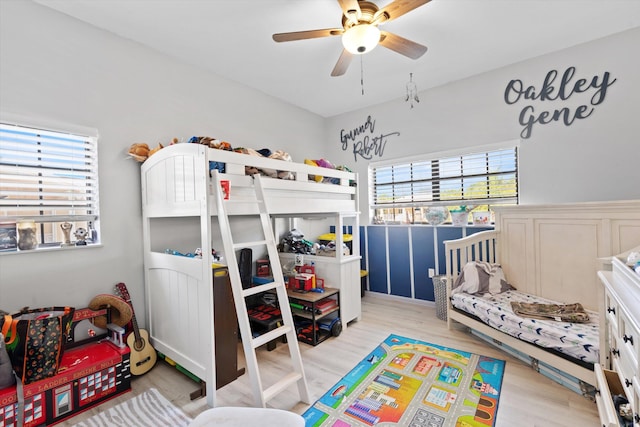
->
[0,333,15,389]
[128,143,149,162]
[128,139,170,162]
[148,142,164,157]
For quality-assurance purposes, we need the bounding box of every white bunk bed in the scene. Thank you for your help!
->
[140,143,360,407]
[444,200,640,397]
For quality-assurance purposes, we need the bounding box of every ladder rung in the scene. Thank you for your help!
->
[242,281,283,297]
[252,325,292,349]
[232,240,269,249]
[263,372,303,403]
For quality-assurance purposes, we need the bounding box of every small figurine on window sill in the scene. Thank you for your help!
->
[60,222,73,247]
[74,227,88,246]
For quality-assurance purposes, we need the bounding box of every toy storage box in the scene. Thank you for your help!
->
[0,309,131,427]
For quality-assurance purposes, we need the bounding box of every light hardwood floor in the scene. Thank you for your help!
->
[59,293,600,426]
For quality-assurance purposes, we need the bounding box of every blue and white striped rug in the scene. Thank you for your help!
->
[72,388,192,427]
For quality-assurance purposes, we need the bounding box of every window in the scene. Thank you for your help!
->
[370,142,518,224]
[0,117,100,251]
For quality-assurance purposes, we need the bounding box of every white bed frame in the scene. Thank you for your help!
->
[140,143,359,406]
[444,200,640,391]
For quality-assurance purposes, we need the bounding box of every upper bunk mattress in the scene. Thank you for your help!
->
[451,290,599,365]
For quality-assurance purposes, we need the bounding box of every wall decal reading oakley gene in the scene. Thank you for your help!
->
[504,67,616,139]
[340,115,400,162]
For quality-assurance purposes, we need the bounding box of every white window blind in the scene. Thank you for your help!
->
[0,121,100,230]
[371,146,518,209]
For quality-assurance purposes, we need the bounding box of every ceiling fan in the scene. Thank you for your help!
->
[273,0,430,77]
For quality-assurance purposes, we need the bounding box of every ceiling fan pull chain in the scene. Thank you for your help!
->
[361,55,365,95]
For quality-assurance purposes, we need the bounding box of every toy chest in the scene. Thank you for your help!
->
[0,341,131,427]
[0,307,132,426]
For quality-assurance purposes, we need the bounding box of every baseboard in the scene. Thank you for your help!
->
[363,290,435,308]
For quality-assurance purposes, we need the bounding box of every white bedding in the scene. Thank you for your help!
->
[451,290,599,364]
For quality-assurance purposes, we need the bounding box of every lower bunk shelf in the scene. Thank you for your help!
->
[293,313,342,346]
[468,328,597,399]
[288,287,342,347]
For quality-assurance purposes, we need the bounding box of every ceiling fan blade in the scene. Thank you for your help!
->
[337,0,362,23]
[273,28,343,42]
[379,31,427,59]
[374,0,431,24]
[331,49,354,76]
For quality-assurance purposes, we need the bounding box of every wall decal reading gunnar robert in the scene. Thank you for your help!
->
[504,67,616,139]
[340,115,400,162]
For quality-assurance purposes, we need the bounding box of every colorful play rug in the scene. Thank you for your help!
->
[303,334,505,427]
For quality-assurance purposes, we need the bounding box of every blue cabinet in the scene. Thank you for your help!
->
[364,225,493,302]
[366,226,388,294]
[411,227,435,301]
[388,227,411,298]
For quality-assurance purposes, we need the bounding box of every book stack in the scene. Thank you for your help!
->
[291,298,337,315]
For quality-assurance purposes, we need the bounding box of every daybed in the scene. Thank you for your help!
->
[444,200,640,397]
[140,143,361,407]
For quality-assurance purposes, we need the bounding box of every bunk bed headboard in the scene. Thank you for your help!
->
[445,200,640,311]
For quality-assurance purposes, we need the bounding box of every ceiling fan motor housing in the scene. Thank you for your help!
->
[341,1,384,54]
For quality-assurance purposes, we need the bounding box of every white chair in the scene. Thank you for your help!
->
[189,407,305,427]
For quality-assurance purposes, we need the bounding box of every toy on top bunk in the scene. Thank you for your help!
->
[187,136,295,179]
[188,135,233,174]
[127,138,177,162]
[304,158,354,185]
[234,147,295,180]
[189,135,232,151]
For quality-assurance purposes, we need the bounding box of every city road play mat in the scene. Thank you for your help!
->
[303,334,505,427]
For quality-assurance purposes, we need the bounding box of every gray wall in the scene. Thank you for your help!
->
[0,2,325,318]
[324,27,640,223]
[1,2,638,321]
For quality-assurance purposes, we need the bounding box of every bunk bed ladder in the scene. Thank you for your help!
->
[210,170,311,408]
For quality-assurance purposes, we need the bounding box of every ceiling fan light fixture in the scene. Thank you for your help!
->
[342,24,380,54]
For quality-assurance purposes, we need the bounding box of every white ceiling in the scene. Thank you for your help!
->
[33,0,640,118]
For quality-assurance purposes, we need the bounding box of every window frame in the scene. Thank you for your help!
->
[0,113,101,252]
[369,140,519,224]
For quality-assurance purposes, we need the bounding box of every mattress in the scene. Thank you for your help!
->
[451,290,599,364]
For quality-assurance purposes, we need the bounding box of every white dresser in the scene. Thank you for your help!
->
[597,251,640,427]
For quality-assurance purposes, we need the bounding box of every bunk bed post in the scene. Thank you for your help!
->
[199,147,216,407]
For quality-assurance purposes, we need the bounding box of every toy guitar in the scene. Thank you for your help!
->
[115,282,157,375]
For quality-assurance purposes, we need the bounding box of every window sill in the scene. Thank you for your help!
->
[0,243,103,255]
[369,223,495,227]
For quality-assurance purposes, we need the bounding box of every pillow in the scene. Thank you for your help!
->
[451,261,514,296]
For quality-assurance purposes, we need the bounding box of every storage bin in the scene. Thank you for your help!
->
[318,232,353,252]
[433,275,448,321]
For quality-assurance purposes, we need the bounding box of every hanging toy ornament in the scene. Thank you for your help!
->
[406,72,419,108]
